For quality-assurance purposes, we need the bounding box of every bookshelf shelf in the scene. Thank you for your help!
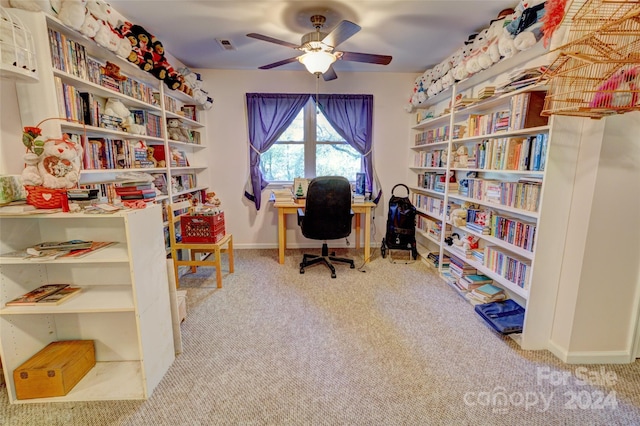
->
[0,206,174,404]
[411,141,449,150]
[452,125,550,144]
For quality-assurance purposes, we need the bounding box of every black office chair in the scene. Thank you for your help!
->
[297,176,355,278]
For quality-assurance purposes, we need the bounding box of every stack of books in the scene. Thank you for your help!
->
[457,274,492,291]
[465,283,507,305]
[115,181,156,202]
[272,188,293,203]
[449,255,477,280]
[353,194,365,203]
[478,86,495,99]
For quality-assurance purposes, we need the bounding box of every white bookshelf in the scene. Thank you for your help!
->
[0,205,174,404]
[12,9,209,203]
[408,41,587,350]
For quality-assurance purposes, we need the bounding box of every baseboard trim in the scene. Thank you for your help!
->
[548,340,633,364]
[233,242,380,250]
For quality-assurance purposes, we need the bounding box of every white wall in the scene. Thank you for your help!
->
[196,69,415,248]
[1,69,416,247]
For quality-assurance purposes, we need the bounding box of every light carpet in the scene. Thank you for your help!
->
[1,248,639,425]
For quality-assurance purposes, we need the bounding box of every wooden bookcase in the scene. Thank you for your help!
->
[0,205,174,403]
[408,42,589,350]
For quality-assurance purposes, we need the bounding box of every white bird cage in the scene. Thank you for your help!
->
[0,6,38,83]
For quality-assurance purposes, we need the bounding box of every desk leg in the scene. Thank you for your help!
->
[355,214,361,250]
[278,208,286,264]
[364,208,371,263]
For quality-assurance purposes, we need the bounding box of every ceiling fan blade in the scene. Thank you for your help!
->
[323,66,337,81]
[246,33,299,49]
[258,57,300,70]
[321,20,361,48]
[339,51,392,65]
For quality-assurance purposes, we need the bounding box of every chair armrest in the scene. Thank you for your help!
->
[297,208,305,226]
[350,209,354,218]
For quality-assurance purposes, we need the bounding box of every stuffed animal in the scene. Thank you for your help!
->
[36,136,82,188]
[450,208,467,227]
[104,98,130,122]
[57,0,87,31]
[122,115,146,135]
[22,152,43,186]
[589,66,640,109]
[506,0,547,52]
[9,0,60,14]
[498,8,523,59]
[166,118,190,142]
[462,234,480,251]
[454,145,469,168]
[101,61,127,81]
[145,146,158,167]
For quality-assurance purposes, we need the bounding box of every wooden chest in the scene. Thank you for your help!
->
[13,340,96,400]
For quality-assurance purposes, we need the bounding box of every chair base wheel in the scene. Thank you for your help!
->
[331,273,336,278]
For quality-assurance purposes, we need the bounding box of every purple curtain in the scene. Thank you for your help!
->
[314,94,381,203]
[244,93,309,210]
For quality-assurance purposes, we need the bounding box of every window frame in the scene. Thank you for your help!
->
[263,99,361,184]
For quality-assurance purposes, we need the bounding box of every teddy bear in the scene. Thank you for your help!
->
[101,61,127,81]
[145,146,158,167]
[166,118,190,142]
[36,136,82,188]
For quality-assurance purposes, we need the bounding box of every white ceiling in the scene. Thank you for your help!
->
[109,0,518,75]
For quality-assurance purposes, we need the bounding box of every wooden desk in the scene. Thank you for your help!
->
[273,201,376,265]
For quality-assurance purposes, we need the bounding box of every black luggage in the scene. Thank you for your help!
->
[381,184,418,260]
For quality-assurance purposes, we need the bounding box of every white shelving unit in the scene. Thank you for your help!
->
[12,9,209,202]
[0,205,174,404]
[408,42,588,350]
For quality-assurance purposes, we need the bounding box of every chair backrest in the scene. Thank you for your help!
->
[167,200,192,245]
[301,176,353,241]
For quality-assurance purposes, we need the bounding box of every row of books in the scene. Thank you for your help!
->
[463,110,510,138]
[47,28,157,105]
[458,177,541,213]
[484,246,531,290]
[6,284,81,307]
[84,139,159,170]
[417,172,458,194]
[412,193,444,217]
[415,124,465,146]
[425,252,450,269]
[414,149,448,168]
[458,133,548,172]
[416,216,446,240]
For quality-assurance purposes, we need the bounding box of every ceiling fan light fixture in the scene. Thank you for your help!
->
[298,51,336,74]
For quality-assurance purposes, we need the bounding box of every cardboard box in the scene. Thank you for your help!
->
[14,340,96,400]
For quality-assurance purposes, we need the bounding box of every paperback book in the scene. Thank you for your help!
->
[36,287,82,305]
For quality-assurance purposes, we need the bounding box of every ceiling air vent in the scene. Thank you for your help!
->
[216,38,236,51]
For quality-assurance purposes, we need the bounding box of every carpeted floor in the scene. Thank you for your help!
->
[1,248,639,425]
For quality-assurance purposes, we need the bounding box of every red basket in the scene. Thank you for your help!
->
[24,185,67,209]
[181,212,226,243]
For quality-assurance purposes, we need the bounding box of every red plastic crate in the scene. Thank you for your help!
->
[180,212,226,243]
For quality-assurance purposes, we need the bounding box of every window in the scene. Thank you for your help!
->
[260,99,362,182]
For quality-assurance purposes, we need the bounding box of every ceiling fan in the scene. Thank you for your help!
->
[247,15,392,81]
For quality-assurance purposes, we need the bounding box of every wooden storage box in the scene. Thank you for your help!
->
[13,340,96,400]
[181,212,226,243]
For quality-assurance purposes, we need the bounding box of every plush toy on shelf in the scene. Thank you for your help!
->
[450,208,468,228]
[122,115,146,135]
[36,136,82,189]
[104,97,130,129]
[166,118,190,142]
